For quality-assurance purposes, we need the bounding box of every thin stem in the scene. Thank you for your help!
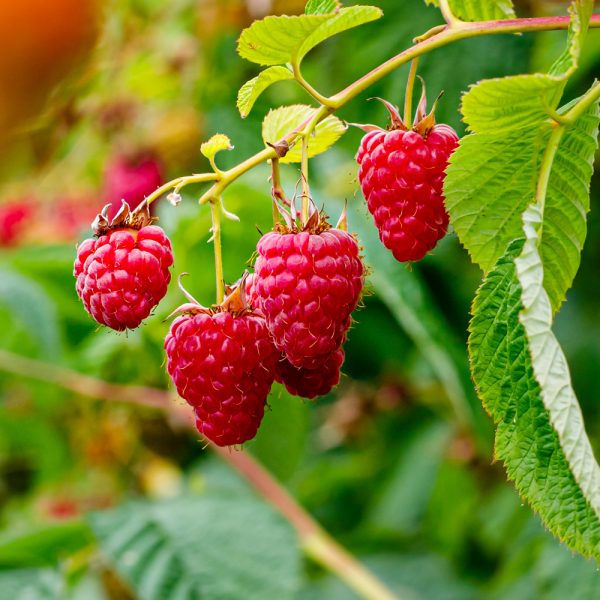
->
[403,58,420,128]
[300,135,310,224]
[0,349,400,600]
[193,14,599,204]
[210,200,225,304]
[293,62,334,107]
[562,81,600,124]
[438,0,462,26]
[144,173,219,206]
[535,125,565,216]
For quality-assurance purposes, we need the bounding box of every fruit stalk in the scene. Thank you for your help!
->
[403,58,419,128]
[210,199,225,304]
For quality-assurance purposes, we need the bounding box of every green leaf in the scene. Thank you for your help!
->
[237,66,294,118]
[0,522,93,568]
[237,7,382,67]
[445,2,598,312]
[296,6,382,64]
[89,496,301,600]
[425,0,515,21]
[305,0,341,15]
[200,134,233,160]
[0,268,61,359]
[0,568,64,600]
[469,234,600,560]
[262,105,346,163]
[446,103,598,313]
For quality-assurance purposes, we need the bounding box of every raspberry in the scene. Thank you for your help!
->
[245,273,346,399]
[254,227,363,369]
[275,348,345,399]
[74,202,173,331]
[356,96,458,262]
[164,288,279,446]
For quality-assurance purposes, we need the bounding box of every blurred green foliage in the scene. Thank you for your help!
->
[0,0,599,598]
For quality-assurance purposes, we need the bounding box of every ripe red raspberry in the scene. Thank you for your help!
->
[74,202,173,331]
[254,226,363,369]
[164,285,279,446]
[275,348,345,399]
[356,95,458,262]
[245,273,346,399]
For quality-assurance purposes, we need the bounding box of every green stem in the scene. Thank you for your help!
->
[300,135,310,224]
[403,58,420,128]
[144,173,219,206]
[535,125,565,216]
[293,62,334,107]
[210,200,224,304]
[193,15,598,203]
[438,0,462,26]
[561,81,600,123]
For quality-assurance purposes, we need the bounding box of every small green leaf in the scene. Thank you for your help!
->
[238,14,328,66]
[425,0,515,21]
[237,6,381,67]
[296,6,382,64]
[200,134,233,160]
[305,0,341,15]
[262,104,346,163]
[237,66,294,118]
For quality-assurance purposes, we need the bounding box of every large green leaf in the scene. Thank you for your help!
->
[89,496,301,600]
[469,234,600,560]
[262,104,346,163]
[237,6,382,67]
[445,2,597,312]
[425,0,515,21]
[0,568,64,600]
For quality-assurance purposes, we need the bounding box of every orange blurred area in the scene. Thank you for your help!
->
[0,0,102,149]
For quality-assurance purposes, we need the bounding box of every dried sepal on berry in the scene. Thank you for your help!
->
[74,200,173,331]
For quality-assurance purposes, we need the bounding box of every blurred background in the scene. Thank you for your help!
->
[1,0,599,598]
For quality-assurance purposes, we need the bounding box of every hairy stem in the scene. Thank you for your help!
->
[144,14,600,209]
[210,200,225,304]
[0,349,400,600]
[300,135,310,224]
[144,173,218,206]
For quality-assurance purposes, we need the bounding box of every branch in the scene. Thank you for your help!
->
[0,349,399,600]
[152,13,600,207]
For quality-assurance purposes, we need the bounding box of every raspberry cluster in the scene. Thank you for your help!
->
[74,202,173,331]
[356,97,458,262]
